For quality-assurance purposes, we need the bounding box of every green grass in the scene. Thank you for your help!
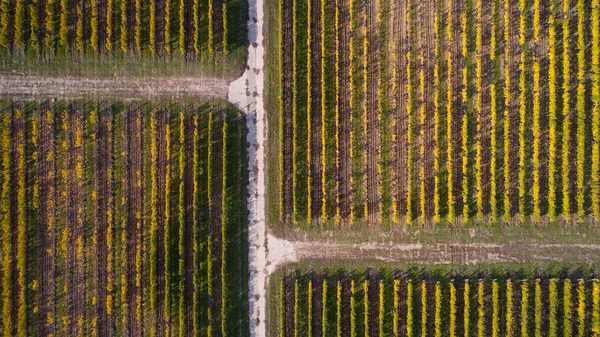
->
[0,49,247,79]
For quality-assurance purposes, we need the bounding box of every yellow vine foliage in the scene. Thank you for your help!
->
[475,0,483,220]
[564,279,573,337]
[421,281,427,337]
[593,280,600,335]
[520,281,529,337]
[477,281,484,337]
[323,280,328,336]
[164,0,170,53]
[464,279,470,336]
[337,281,342,337]
[29,0,40,50]
[506,279,514,337]
[450,280,456,337]
[532,0,542,222]
[393,280,400,337]
[548,0,558,220]
[350,280,356,337]
[363,280,369,337]
[503,0,511,224]
[208,0,213,54]
[577,280,585,337]
[576,0,586,220]
[492,280,499,337]
[407,281,413,337]
[435,282,442,337]
[592,0,600,218]
[446,0,454,224]
[1,114,12,336]
[406,0,414,225]
[562,0,571,221]
[308,280,313,337]
[517,0,527,222]
[433,0,442,223]
[91,0,98,52]
[120,0,127,52]
[45,0,54,52]
[379,281,384,335]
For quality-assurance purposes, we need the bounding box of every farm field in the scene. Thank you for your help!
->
[0,99,248,336]
[265,0,600,229]
[0,0,247,77]
[269,266,600,337]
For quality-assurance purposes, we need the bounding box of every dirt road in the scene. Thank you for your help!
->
[292,241,600,265]
[0,75,229,99]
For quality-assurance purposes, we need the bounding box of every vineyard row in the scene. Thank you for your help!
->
[267,0,600,228]
[0,0,246,56]
[272,272,600,337]
[0,100,248,337]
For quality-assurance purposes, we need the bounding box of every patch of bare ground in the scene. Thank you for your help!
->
[291,241,600,265]
[0,75,229,99]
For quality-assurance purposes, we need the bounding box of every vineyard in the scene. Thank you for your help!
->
[0,100,248,336]
[0,0,247,76]
[269,268,600,337]
[266,0,600,228]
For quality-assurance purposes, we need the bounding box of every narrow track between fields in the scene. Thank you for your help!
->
[292,241,600,265]
[0,75,229,99]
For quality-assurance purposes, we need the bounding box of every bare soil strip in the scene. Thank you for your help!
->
[366,0,380,226]
[292,241,600,264]
[38,102,56,337]
[209,112,224,332]
[154,110,168,336]
[309,0,323,223]
[282,0,294,225]
[67,104,85,337]
[338,0,351,227]
[0,75,229,99]
[125,103,144,336]
[95,104,114,336]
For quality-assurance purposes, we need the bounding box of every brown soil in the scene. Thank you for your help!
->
[125,103,144,336]
[154,109,168,336]
[0,75,229,99]
[365,0,380,226]
[182,112,196,333]
[209,111,224,332]
[67,104,86,337]
[338,0,352,228]
[95,104,114,336]
[309,0,323,224]
[281,0,294,225]
[38,101,56,337]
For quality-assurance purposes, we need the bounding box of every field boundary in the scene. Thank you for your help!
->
[0,75,229,99]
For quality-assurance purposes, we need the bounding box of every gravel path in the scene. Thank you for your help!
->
[0,75,229,99]
[227,0,297,335]
[293,241,600,264]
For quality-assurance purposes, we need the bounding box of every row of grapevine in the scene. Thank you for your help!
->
[270,0,600,227]
[0,0,246,56]
[274,272,600,337]
[0,100,248,336]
